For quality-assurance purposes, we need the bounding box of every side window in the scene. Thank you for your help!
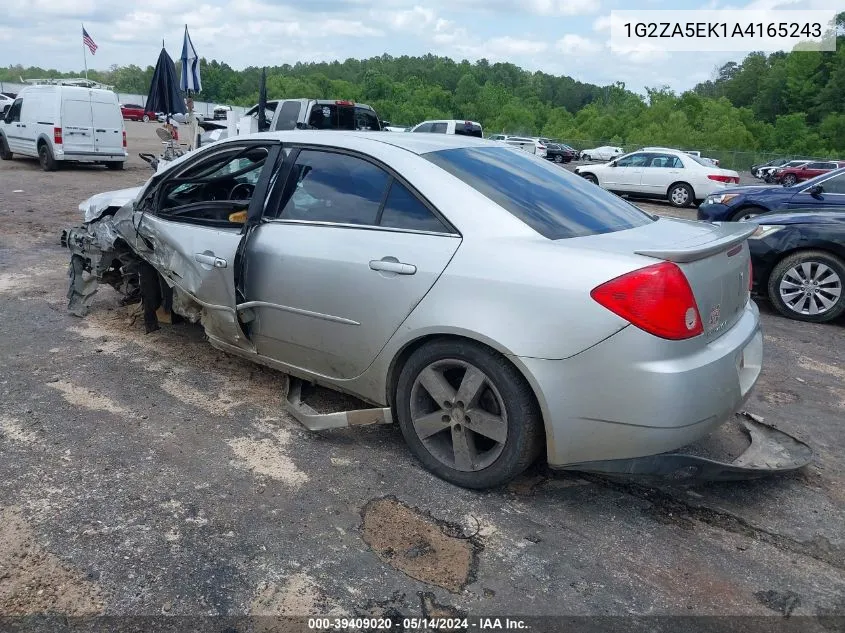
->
[157,145,272,224]
[822,162,837,170]
[278,150,389,225]
[430,122,448,134]
[649,154,682,168]
[806,162,825,170]
[274,101,302,131]
[6,99,22,123]
[355,108,380,131]
[379,181,450,233]
[820,173,845,194]
[616,153,647,167]
[413,122,433,133]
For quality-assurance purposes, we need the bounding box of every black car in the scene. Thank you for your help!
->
[747,209,845,323]
[698,167,845,222]
[750,157,790,179]
[544,143,577,164]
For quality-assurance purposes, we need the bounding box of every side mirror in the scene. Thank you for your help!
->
[0,105,8,119]
[609,160,617,167]
[809,184,824,197]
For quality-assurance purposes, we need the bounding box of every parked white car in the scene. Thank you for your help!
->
[580,146,624,161]
[410,119,483,137]
[574,148,741,208]
[0,85,127,171]
[496,136,547,157]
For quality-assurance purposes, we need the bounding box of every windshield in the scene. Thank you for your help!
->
[423,146,654,240]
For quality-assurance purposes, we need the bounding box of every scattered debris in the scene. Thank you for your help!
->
[755,589,801,617]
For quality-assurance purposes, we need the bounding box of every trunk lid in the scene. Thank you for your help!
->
[578,217,754,342]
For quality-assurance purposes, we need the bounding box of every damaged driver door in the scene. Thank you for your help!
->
[127,141,282,350]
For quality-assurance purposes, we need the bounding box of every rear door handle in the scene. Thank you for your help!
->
[195,253,228,268]
[19,124,25,128]
[369,259,416,275]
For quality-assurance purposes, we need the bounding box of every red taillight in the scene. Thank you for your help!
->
[122,130,127,148]
[54,127,62,145]
[708,174,739,184]
[591,262,703,340]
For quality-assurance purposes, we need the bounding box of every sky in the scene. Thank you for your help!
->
[1,0,841,95]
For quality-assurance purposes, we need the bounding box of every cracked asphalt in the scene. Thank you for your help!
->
[0,123,844,629]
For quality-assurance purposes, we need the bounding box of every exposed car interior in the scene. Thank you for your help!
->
[156,145,270,226]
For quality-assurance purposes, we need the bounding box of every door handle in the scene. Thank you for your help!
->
[195,253,228,268]
[369,259,416,275]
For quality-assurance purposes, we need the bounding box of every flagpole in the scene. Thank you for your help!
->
[82,24,89,82]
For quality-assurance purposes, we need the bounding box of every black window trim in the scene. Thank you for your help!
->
[261,143,461,237]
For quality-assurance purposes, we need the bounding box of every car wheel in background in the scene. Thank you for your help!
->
[0,136,12,160]
[105,161,125,171]
[767,250,845,323]
[731,206,767,222]
[668,183,694,208]
[395,339,543,489]
[38,143,57,171]
[782,174,797,186]
[582,173,598,185]
[553,155,563,163]
[142,115,150,122]
[583,154,592,161]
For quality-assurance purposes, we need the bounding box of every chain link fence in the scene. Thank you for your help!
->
[551,138,833,173]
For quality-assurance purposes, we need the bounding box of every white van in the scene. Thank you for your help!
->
[0,85,127,171]
[409,119,483,137]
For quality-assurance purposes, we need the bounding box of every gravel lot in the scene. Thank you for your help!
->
[1,122,843,627]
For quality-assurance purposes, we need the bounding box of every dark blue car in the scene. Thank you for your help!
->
[697,167,845,222]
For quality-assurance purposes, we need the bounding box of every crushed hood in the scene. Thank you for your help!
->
[80,187,144,223]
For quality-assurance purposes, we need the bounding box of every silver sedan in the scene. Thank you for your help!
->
[66,131,768,489]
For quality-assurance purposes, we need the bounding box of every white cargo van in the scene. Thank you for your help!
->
[0,85,127,171]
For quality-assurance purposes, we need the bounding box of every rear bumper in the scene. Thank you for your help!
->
[519,300,762,467]
[55,149,127,162]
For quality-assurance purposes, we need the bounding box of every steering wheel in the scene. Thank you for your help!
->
[229,183,255,200]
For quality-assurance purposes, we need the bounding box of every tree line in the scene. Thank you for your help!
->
[3,13,842,163]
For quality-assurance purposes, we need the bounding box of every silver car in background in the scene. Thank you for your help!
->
[64,131,779,489]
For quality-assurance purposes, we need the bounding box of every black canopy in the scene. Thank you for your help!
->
[146,47,186,116]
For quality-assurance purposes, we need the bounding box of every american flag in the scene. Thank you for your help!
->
[82,27,98,55]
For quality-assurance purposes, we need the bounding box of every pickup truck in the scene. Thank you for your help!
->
[200,98,382,144]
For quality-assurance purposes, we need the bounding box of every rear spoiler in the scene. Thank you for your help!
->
[635,223,757,263]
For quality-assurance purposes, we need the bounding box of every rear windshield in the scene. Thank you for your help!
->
[308,104,381,131]
[424,146,654,240]
[454,122,482,137]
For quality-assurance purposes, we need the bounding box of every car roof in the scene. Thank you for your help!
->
[228,129,493,155]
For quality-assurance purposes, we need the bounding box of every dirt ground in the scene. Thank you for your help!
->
[0,122,844,628]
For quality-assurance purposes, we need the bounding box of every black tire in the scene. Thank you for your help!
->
[395,339,543,489]
[553,154,563,163]
[767,250,845,323]
[105,161,125,171]
[582,173,598,185]
[730,206,767,222]
[0,136,12,160]
[38,142,57,171]
[763,173,773,183]
[583,154,592,161]
[667,182,694,208]
[782,174,797,187]
[142,114,150,122]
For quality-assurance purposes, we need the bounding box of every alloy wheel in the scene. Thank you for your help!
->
[779,261,842,317]
[409,359,508,472]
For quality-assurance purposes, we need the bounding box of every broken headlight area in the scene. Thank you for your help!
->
[61,216,202,334]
